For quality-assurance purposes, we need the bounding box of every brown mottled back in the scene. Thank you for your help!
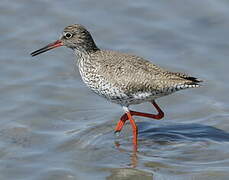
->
[89,50,201,95]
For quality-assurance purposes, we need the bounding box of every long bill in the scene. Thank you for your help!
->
[30,40,63,57]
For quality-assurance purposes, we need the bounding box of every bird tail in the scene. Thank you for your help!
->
[171,72,203,90]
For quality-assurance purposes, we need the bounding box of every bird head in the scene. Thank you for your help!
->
[31,24,98,57]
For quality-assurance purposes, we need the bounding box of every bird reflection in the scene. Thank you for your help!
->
[115,141,138,168]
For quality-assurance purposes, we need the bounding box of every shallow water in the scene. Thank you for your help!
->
[1,0,229,179]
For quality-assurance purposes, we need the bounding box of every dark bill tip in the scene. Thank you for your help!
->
[30,40,63,57]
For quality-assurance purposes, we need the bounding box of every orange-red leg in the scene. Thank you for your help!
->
[126,111,138,151]
[115,100,164,133]
[115,113,128,133]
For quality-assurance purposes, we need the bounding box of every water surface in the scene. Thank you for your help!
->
[1,0,229,179]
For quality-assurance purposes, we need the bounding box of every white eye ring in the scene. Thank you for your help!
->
[64,32,72,39]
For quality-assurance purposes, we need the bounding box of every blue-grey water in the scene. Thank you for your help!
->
[1,0,229,179]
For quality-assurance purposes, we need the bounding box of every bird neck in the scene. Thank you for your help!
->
[73,47,98,67]
[72,39,99,66]
[72,41,99,58]
[73,48,90,59]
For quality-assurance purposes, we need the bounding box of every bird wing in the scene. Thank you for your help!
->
[93,50,201,94]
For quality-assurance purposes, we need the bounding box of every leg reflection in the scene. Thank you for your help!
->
[114,141,138,168]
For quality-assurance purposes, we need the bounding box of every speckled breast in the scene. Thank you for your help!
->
[78,64,164,106]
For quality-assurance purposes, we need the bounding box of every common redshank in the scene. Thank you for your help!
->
[31,24,202,150]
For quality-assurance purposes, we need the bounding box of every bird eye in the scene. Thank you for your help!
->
[65,32,72,39]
